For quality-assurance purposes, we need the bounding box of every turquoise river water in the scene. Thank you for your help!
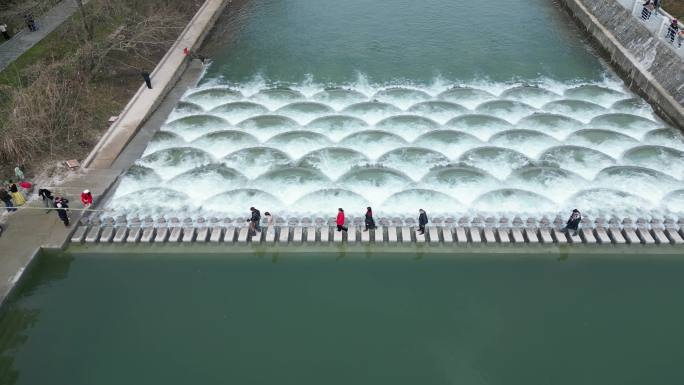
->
[2,1,684,384]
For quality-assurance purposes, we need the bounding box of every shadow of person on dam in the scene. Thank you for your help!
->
[0,251,73,385]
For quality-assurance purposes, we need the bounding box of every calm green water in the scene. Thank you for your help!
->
[202,0,604,84]
[1,251,683,385]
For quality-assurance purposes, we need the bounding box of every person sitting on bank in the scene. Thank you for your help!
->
[336,208,348,232]
[563,209,582,236]
[418,209,428,235]
[81,190,93,209]
[364,207,376,231]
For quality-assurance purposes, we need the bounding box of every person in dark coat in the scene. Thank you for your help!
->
[55,196,70,227]
[38,188,54,213]
[364,207,376,231]
[563,209,582,236]
[141,70,152,89]
[247,207,261,236]
[336,208,348,232]
[418,209,428,235]
[0,188,15,212]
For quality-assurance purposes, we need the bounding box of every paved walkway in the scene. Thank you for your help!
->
[0,0,83,72]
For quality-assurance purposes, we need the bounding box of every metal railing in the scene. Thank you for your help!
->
[618,0,684,58]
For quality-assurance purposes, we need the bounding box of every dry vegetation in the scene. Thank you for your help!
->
[0,0,202,176]
[662,0,683,19]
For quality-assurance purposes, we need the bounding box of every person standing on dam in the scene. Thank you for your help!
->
[336,208,348,233]
[248,207,261,236]
[418,209,428,235]
[364,207,376,231]
[563,209,582,237]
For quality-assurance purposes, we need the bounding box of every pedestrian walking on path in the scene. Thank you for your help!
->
[264,212,273,227]
[418,209,428,235]
[141,70,152,89]
[54,196,70,226]
[0,189,16,212]
[8,181,26,206]
[80,190,93,208]
[0,23,10,40]
[336,208,348,232]
[38,188,54,213]
[364,207,376,231]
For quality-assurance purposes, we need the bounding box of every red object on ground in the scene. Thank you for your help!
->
[19,181,31,189]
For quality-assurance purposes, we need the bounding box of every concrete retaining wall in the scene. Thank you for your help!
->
[83,0,228,169]
[559,0,684,128]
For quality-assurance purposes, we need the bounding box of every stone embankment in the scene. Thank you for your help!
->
[560,0,684,128]
[70,216,684,246]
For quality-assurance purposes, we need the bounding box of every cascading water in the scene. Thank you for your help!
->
[107,78,684,220]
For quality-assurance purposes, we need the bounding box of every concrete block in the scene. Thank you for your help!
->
[580,228,596,244]
[196,227,209,242]
[71,225,88,244]
[387,227,398,243]
[483,228,496,243]
[237,227,250,244]
[306,227,316,243]
[361,228,371,243]
[210,226,223,242]
[225,227,238,243]
[127,226,142,243]
[347,226,357,243]
[100,226,115,243]
[376,227,386,243]
[320,227,330,243]
[469,228,482,243]
[113,227,128,243]
[538,228,553,244]
[168,227,182,243]
[594,228,611,244]
[149,227,164,243]
[264,226,276,244]
[182,227,196,243]
[401,227,412,243]
[291,226,303,244]
[334,227,344,243]
[651,228,668,244]
[567,231,582,244]
[85,227,101,243]
[442,227,453,244]
[551,228,568,244]
[428,227,440,243]
[416,228,426,243]
[524,229,539,244]
[608,228,626,244]
[636,228,655,245]
[497,229,511,244]
[665,228,683,244]
[455,227,468,244]
[622,228,639,244]
[510,228,525,243]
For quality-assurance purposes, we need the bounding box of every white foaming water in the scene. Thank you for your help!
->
[106,77,684,220]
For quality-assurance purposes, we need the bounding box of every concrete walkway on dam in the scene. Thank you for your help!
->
[0,0,90,72]
[0,0,227,307]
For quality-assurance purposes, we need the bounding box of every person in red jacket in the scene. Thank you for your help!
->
[336,208,348,232]
[81,189,93,208]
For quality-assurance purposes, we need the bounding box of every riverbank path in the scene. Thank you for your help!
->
[0,0,87,72]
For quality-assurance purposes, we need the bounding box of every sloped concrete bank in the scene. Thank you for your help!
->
[559,0,683,128]
[0,0,227,308]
